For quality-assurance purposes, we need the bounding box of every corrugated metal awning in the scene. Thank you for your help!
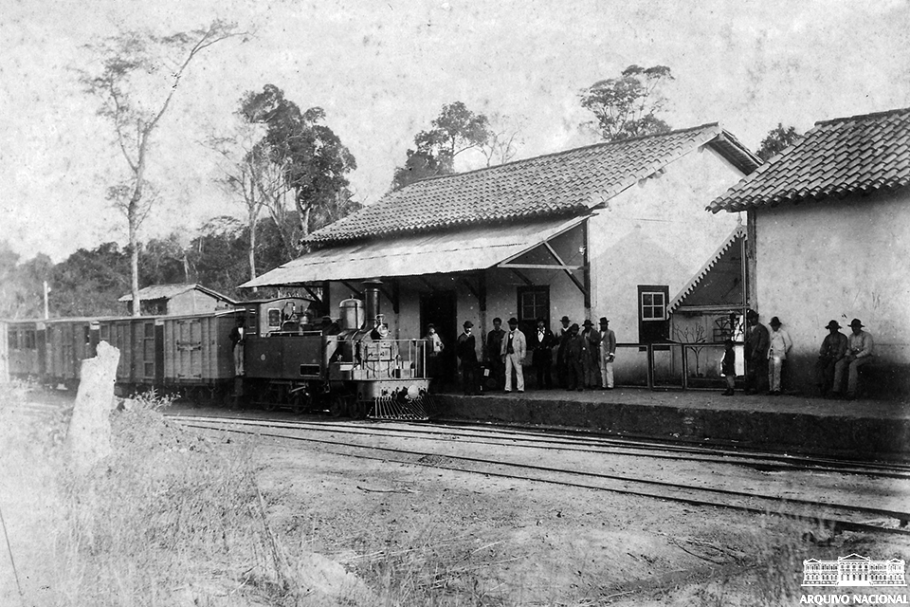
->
[241,216,586,288]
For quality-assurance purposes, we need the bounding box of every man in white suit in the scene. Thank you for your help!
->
[501,317,527,393]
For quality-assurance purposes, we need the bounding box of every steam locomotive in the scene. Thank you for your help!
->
[2,280,431,420]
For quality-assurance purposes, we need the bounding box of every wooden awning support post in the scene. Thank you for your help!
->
[583,219,591,317]
[542,241,587,298]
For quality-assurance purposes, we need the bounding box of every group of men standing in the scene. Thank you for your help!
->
[744,311,874,399]
[453,315,616,394]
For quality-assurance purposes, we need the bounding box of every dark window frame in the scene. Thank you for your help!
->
[637,285,670,343]
[517,286,550,336]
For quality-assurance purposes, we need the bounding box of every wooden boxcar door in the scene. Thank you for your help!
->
[36,323,47,377]
[138,321,157,383]
[112,322,132,382]
[175,318,204,382]
[0,322,7,384]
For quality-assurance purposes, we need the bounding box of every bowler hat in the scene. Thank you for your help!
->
[582,319,594,327]
[569,323,579,332]
[770,316,782,327]
[825,320,841,330]
[463,320,473,328]
[849,318,864,328]
[560,315,570,323]
[508,317,518,325]
[599,317,609,324]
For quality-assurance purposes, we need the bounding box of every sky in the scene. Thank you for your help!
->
[2,0,909,262]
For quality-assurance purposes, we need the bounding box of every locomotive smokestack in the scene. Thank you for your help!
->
[363,280,382,328]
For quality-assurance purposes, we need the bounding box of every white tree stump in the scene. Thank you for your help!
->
[68,341,120,474]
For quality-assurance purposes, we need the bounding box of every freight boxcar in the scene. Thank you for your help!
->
[162,312,238,399]
[5,320,39,379]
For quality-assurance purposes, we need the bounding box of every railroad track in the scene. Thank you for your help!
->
[168,413,910,480]
[172,414,910,537]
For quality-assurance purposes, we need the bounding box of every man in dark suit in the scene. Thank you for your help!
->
[530,317,556,389]
[556,315,571,388]
[456,320,479,395]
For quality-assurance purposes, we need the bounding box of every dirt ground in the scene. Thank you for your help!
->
[251,432,910,606]
[2,388,909,606]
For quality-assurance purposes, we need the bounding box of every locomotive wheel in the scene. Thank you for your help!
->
[290,391,311,416]
[351,400,369,420]
[329,394,348,418]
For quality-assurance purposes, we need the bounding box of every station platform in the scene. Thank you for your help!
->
[429,388,910,461]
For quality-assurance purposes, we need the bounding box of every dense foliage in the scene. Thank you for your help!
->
[579,65,674,141]
[391,101,491,190]
[0,212,307,319]
[756,123,802,161]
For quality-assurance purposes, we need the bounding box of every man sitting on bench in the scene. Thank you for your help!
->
[831,318,874,400]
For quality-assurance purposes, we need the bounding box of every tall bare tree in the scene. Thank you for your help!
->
[207,120,280,282]
[480,113,524,167]
[80,20,244,315]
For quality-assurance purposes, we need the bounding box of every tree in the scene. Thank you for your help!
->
[756,123,802,161]
[0,242,53,319]
[239,85,357,242]
[207,121,276,283]
[51,243,131,317]
[141,233,191,285]
[187,217,250,297]
[392,101,491,190]
[80,20,244,316]
[480,113,524,167]
[579,65,674,141]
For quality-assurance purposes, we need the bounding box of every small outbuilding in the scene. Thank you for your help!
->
[118,283,237,316]
[708,106,910,396]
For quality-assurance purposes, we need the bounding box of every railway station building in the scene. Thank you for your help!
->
[243,123,760,387]
[708,107,910,396]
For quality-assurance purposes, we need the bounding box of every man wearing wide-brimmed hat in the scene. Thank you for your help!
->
[815,320,847,396]
[832,319,874,399]
[767,316,792,395]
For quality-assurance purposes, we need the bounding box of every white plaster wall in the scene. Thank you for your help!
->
[168,290,218,316]
[753,190,910,390]
[587,146,747,343]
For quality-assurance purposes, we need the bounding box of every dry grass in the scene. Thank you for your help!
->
[7,389,302,607]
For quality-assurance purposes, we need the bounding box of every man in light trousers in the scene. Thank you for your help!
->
[767,316,792,395]
[598,317,616,389]
[832,318,874,399]
[501,317,527,393]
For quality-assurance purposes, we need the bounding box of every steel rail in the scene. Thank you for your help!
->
[168,413,910,480]
[418,419,910,474]
[178,419,910,536]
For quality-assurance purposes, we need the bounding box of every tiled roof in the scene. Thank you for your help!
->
[118,283,235,303]
[708,107,910,213]
[306,124,759,244]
